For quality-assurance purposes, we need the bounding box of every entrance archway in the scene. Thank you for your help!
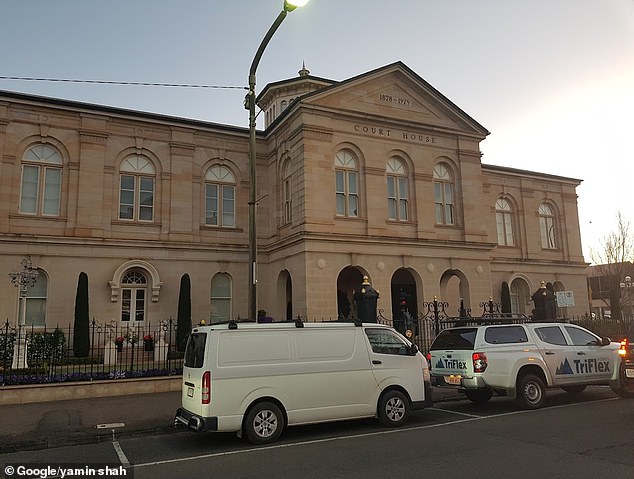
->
[336,266,366,320]
[391,268,419,334]
[510,277,531,315]
[276,270,293,321]
[439,269,470,316]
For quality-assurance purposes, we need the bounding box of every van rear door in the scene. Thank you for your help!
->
[182,330,209,415]
[429,328,476,384]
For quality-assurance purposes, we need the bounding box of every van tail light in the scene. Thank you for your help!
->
[618,339,629,357]
[202,371,211,404]
[426,353,432,365]
[473,352,487,373]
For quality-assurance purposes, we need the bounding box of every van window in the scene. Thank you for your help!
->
[430,328,476,350]
[365,329,409,355]
[184,332,207,368]
[535,326,567,346]
[484,326,528,344]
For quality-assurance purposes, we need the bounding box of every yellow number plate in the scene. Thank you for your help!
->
[444,375,462,385]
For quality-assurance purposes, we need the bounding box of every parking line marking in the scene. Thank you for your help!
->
[132,397,621,470]
[112,440,131,468]
[429,407,481,418]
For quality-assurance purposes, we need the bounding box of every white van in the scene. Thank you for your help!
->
[174,320,432,444]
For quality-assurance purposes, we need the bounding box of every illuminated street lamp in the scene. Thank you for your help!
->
[620,275,633,321]
[245,0,310,320]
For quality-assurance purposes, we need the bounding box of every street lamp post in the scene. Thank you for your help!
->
[8,257,39,368]
[245,0,309,321]
[620,275,633,321]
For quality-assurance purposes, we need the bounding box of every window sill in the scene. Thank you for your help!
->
[112,220,161,227]
[201,224,243,232]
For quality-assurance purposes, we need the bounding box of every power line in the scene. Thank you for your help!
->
[0,76,247,90]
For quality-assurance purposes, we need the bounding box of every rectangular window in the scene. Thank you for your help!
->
[119,175,135,220]
[222,185,235,226]
[135,290,145,321]
[43,168,61,215]
[335,171,345,216]
[284,178,292,224]
[138,176,154,221]
[399,177,408,220]
[184,333,207,368]
[206,184,218,225]
[121,289,131,321]
[484,326,528,344]
[348,172,358,217]
[20,165,39,214]
[387,177,396,219]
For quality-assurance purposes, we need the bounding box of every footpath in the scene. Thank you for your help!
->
[0,386,462,454]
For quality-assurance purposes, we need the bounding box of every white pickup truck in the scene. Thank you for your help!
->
[429,321,626,409]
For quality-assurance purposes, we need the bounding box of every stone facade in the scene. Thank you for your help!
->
[0,62,588,329]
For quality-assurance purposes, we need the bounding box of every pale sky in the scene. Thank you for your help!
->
[1,0,633,262]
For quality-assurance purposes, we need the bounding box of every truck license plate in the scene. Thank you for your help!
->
[187,387,194,397]
[626,368,634,379]
[444,375,461,385]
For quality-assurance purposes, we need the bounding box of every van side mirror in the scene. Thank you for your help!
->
[600,337,611,346]
[409,344,419,356]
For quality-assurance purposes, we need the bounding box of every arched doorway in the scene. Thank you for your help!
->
[276,270,293,321]
[510,277,531,315]
[336,266,366,320]
[439,269,470,316]
[391,268,418,334]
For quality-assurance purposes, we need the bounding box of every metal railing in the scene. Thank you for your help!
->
[1,319,183,386]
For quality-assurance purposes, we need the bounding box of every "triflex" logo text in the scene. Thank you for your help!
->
[435,358,467,370]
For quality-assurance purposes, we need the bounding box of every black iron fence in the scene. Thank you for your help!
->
[1,319,183,386]
[379,298,634,355]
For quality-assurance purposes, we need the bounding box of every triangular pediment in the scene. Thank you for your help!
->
[301,62,488,136]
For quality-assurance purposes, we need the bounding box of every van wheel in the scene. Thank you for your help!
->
[244,402,285,444]
[516,374,546,409]
[465,389,493,404]
[378,390,410,427]
[561,385,586,395]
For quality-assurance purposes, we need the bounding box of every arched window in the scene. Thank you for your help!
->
[20,144,62,216]
[386,157,409,221]
[335,150,359,217]
[538,203,557,249]
[211,273,232,322]
[205,165,235,227]
[282,160,292,224]
[495,198,514,246]
[433,163,454,225]
[119,155,155,221]
[121,269,147,322]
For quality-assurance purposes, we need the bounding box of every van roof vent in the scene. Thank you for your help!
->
[295,319,304,328]
[228,320,238,330]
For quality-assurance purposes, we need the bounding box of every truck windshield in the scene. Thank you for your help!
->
[184,332,207,368]
[431,328,477,350]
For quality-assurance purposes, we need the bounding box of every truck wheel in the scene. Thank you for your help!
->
[244,401,285,444]
[516,374,546,409]
[378,390,410,427]
[613,364,634,398]
[561,385,586,395]
[465,389,493,404]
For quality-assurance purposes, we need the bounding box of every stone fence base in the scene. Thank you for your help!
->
[0,376,182,406]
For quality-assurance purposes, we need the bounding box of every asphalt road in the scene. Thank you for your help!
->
[2,386,632,479]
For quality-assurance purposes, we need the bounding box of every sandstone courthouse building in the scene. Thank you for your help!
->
[0,62,588,329]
